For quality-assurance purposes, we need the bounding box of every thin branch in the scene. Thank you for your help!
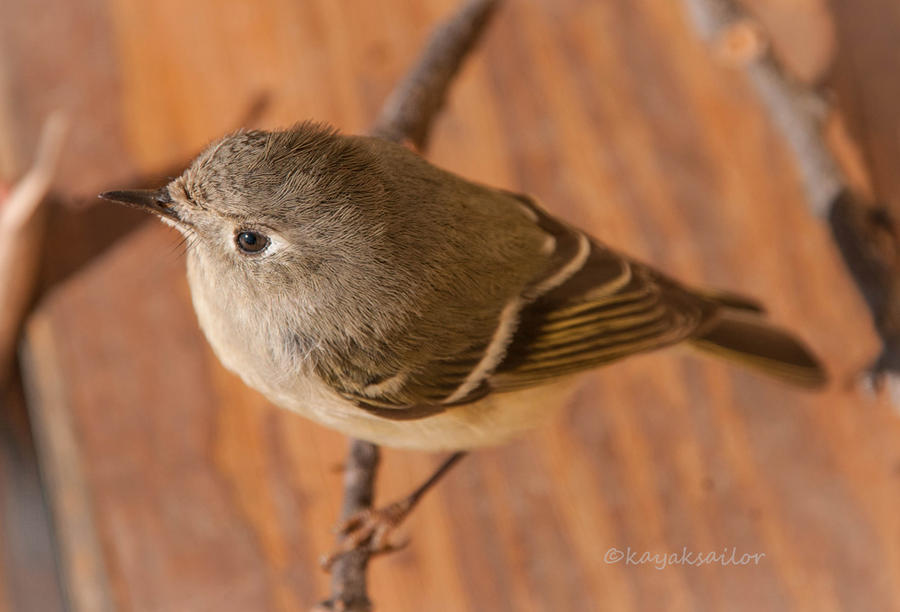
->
[316,440,379,612]
[683,0,900,390]
[370,0,500,150]
[316,1,500,610]
[0,112,68,385]
[683,0,844,215]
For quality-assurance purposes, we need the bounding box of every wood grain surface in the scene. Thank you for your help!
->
[8,0,900,610]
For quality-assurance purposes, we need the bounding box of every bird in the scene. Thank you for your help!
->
[101,121,826,557]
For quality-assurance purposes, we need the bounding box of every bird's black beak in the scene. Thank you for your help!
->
[99,187,179,221]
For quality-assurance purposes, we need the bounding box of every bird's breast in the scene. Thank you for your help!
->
[184,254,580,450]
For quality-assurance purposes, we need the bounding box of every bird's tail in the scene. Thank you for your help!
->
[689,307,827,388]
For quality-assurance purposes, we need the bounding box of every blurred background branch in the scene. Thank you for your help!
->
[0,113,67,386]
[684,0,900,398]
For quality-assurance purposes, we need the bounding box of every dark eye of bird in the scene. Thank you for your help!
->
[235,230,270,254]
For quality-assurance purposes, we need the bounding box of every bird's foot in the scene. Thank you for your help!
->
[320,498,415,571]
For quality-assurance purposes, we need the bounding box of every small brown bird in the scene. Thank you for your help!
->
[102,122,825,452]
[102,122,826,557]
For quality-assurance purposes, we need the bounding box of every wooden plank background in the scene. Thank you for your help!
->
[4,0,900,610]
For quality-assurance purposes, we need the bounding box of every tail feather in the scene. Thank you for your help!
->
[690,310,827,388]
[694,288,766,314]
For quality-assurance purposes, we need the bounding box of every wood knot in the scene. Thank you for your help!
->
[714,19,768,66]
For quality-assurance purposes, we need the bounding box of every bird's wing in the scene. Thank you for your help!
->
[314,193,712,418]
[489,244,709,391]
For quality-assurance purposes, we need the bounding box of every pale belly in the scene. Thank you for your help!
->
[203,316,578,449]
[197,305,579,449]
[262,374,580,450]
[187,256,579,450]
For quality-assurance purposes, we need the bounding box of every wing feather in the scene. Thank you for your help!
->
[491,258,707,390]
[316,192,714,417]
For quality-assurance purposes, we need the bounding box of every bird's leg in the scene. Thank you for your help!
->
[321,452,466,570]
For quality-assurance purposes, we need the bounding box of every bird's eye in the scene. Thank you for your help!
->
[235,230,270,254]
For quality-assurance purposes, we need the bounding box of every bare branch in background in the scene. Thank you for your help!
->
[370,0,500,151]
[0,112,67,386]
[316,1,500,610]
[683,0,900,397]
